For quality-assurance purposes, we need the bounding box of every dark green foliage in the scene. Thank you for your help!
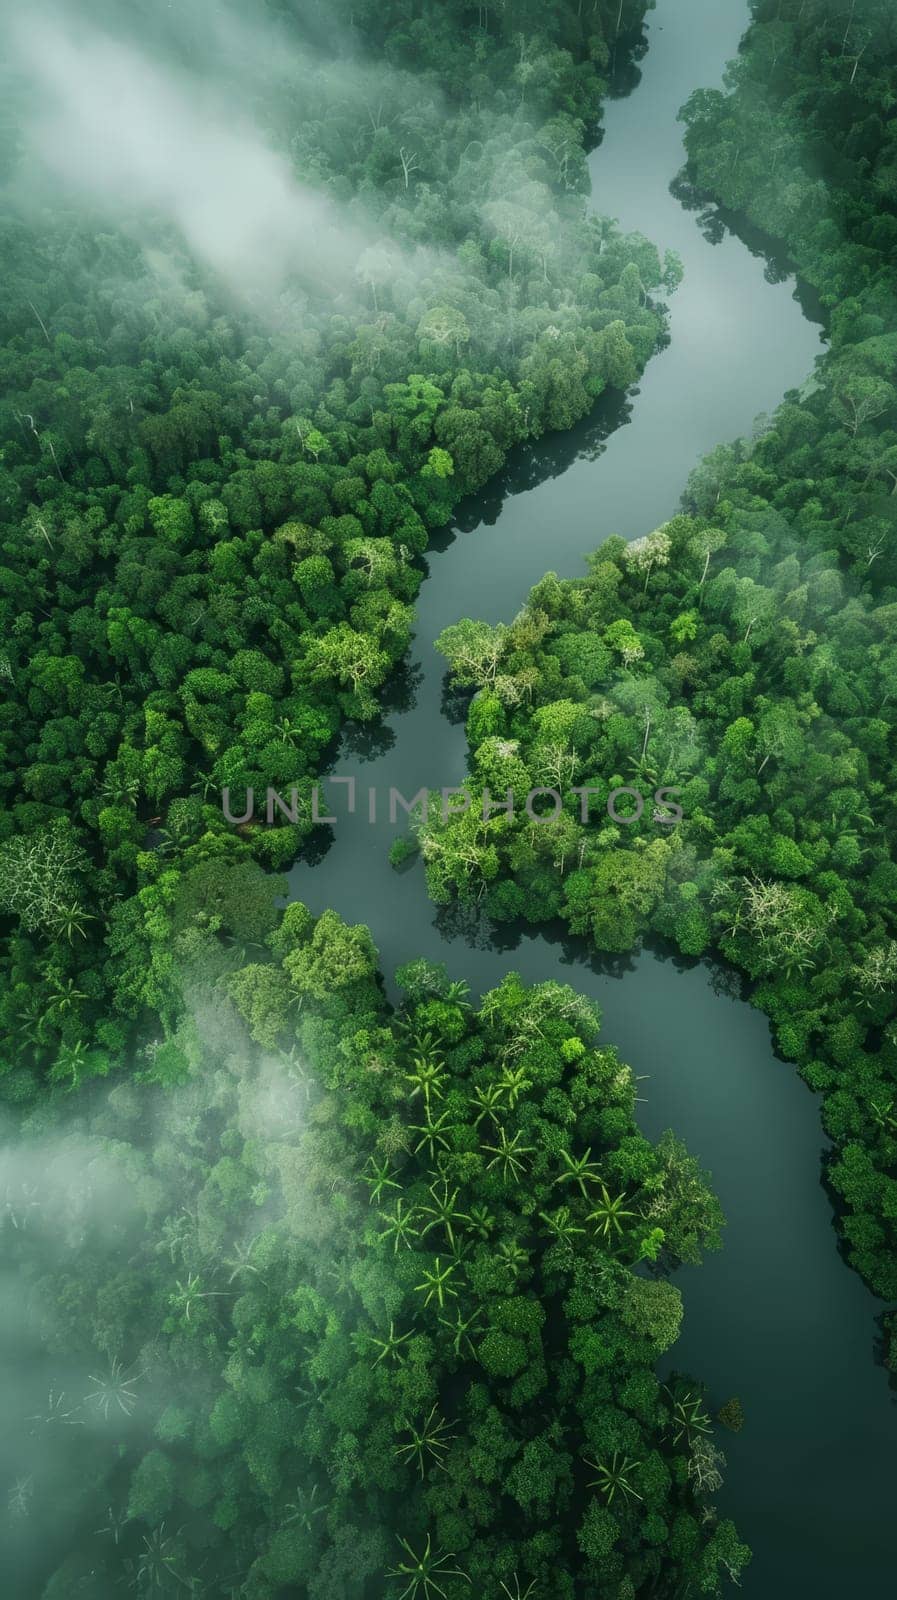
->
[0,0,667,1095]
[717,1398,745,1433]
[421,0,897,1303]
[0,9,752,1592]
[5,894,745,1597]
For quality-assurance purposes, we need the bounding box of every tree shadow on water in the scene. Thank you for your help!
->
[433,899,500,952]
[670,168,826,324]
[296,823,335,866]
[440,676,473,727]
[452,386,636,535]
[337,660,424,760]
[340,720,397,761]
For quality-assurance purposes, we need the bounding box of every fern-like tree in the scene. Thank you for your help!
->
[387,1533,469,1599]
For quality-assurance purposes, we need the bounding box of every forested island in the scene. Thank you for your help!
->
[1,0,895,1595]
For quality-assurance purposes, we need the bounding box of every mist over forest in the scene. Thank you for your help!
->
[2,0,897,1596]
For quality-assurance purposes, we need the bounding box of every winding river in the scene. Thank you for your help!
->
[290,1,897,1593]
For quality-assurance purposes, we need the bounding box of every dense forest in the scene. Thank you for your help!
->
[0,0,671,1092]
[4,889,747,1597]
[4,0,895,1591]
[0,3,759,1597]
[421,0,897,1325]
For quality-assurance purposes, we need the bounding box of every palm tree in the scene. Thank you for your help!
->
[481,1126,533,1182]
[278,1044,313,1104]
[283,1481,328,1533]
[85,1356,145,1420]
[95,1503,128,1544]
[378,1200,421,1254]
[406,1052,447,1110]
[168,1273,229,1324]
[361,1154,402,1205]
[870,1098,897,1133]
[28,1386,83,1429]
[223,934,266,967]
[664,1385,712,1445]
[538,1205,585,1244]
[275,716,302,747]
[190,772,217,802]
[404,1027,441,1055]
[56,901,94,942]
[135,1524,186,1592]
[387,1533,469,1599]
[224,1237,267,1287]
[367,1320,413,1367]
[294,1377,325,1415]
[496,1239,528,1279]
[468,1202,495,1238]
[13,996,46,1052]
[419,1181,470,1250]
[585,1451,643,1506]
[498,1063,532,1108]
[50,1038,91,1090]
[325,1256,355,1303]
[394,1405,456,1477]
[3,1179,40,1231]
[414,1256,459,1311]
[500,1577,538,1600]
[410,1108,456,1161]
[444,979,470,1007]
[100,770,140,806]
[46,976,87,1017]
[586,1182,636,1243]
[554,1146,602,1197]
[469,1082,505,1127]
[438,1304,484,1359]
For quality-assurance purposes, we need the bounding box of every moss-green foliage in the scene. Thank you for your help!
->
[420,0,897,1304]
[7,893,746,1597]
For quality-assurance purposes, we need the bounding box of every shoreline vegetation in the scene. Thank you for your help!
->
[413,0,897,1339]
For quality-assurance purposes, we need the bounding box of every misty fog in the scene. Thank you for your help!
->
[2,1,457,319]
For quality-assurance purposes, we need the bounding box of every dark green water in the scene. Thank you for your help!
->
[289,0,897,1592]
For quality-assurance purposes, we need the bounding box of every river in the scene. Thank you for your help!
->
[289,0,897,1593]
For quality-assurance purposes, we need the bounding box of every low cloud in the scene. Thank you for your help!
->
[5,7,377,309]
